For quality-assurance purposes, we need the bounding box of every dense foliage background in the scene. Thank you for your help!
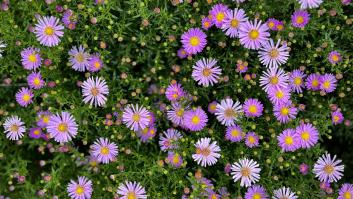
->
[0,0,352,198]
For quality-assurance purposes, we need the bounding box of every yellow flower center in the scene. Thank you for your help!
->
[294,77,302,85]
[127,192,137,199]
[210,194,218,199]
[248,136,256,144]
[33,129,41,135]
[331,54,339,62]
[43,116,50,124]
[253,193,262,199]
[44,26,55,36]
[57,123,68,132]
[240,167,250,177]
[284,136,293,145]
[333,116,340,122]
[277,24,284,30]
[249,105,258,114]
[301,131,310,140]
[191,116,200,124]
[275,90,284,99]
[100,146,109,155]
[204,21,210,28]
[172,93,179,99]
[296,16,304,24]
[280,107,289,115]
[196,147,211,156]
[202,68,212,77]
[224,108,235,118]
[33,78,41,86]
[216,12,225,22]
[231,130,240,137]
[94,61,101,69]
[249,29,259,40]
[343,191,352,199]
[231,19,239,28]
[268,21,275,28]
[270,76,279,85]
[75,186,84,195]
[132,113,141,122]
[189,36,200,47]
[323,81,330,89]
[209,104,216,111]
[176,109,184,117]
[323,165,334,174]
[75,53,85,63]
[90,87,99,96]
[28,54,37,63]
[22,94,31,102]
[172,154,180,164]
[269,49,279,58]
[10,125,19,132]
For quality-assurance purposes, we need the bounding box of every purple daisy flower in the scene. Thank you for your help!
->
[122,104,150,132]
[69,45,90,72]
[207,190,220,199]
[277,129,300,152]
[295,123,319,149]
[266,18,278,30]
[236,61,248,73]
[225,125,243,142]
[297,0,323,9]
[305,73,321,91]
[177,48,189,59]
[67,176,93,199]
[332,110,344,125]
[209,3,229,28]
[116,181,147,199]
[328,50,342,64]
[320,73,337,93]
[342,0,352,5]
[3,116,26,140]
[159,128,183,151]
[208,101,218,114]
[136,126,156,143]
[258,39,290,68]
[167,152,183,168]
[88,53,103,72]
[183,107,208,131]
[273,101,298,123]
[181,28,207,55]
[289,69,306,93]
[273,187,298,199]
[275,20,285,31]
[231,158,261,187]
[245,185,269,199]
[221,8,247,38]
[21,47,42,70]
[239,19,270,50]
[299,163,310,175]
[27,71,45,89]
[201,16,213,30]
[82,76,109,107]
[192,137,221,167]
[15,87,34,107]
[245,132,259,148]
[165,82,185,101]
[243,98,263,118]
[268,86,291,105]
[291,10,310,28]
[29,127,43,139]
[260,66,289,93]
[34,16,64,47]
[36,111,52,128]
[47,112,78,143]
[62,9,77,30]
[338,183,353,199]
[167,102,189,126]
[91,137,118,164]
[215,98,243,126]
[192,58,222,87]
[313,153,344,183]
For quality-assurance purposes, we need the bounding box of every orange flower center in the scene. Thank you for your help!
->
[196,147,211,156]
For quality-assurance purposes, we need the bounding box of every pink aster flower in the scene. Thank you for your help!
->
[3,116,26,140]
[299,163,310,175]
[243,98,263,118]
[34,16,64,47]
[305,73,321,91]
[181,28,207,55]
[165,82,185,101]
[266,18,279,30]
[27,72,45,89]
[36,111,52,128]
[320,73,337,93]
[245,185,269,199]
[328,51,342,64]
[192,137,221,167]
[69,45,90,72]
[273,101,298,123]
[295,123,319,149]
[297,0,323,9]
[15,87,34,107]
[21,47,42,70]
[338,183,353,199]
[116,181,147,199]
[215,98,243,126]
[177,48,189,59]
[167,152,183,168]
[289,69,306,93]
[47,112,78,143]
[245,132,259,148]
[313,153,344,183]
[258,39,290,68]
[209,3,229,28]
[183,107,208,131]
[276,21,285,31]
[277,129,300,152]
[201,16,213,30]
[122,104,150,132]
[136,126,156,143]
[291,10,310,28]
[62,9,77,30]
[239,19,270,50]
[268,86,291,105]
[260,66,289,93]
[29,127,43,139]
[225,125,243,142]
[208,101,218,114]
[67,176,93,199]
[159,128,183,151]
[192,58,222,87]
[88,53,103,72]
[221,8,247,38]
[236,61,248,73]
[167,102,189,126]
[332,110,344,125]
[231,158,261,187]
[81,77,109,107]
[91,137,118,164]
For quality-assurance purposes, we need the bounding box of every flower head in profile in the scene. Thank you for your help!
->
[69,45,90,72]
[192,137,221,167]
[47,112,78,143]
[91,137,118,164]
[27,72,45,89]
[192,58,222,87]
[258,39,289,68]
[221,8,247,38]
[3,116,26,140]
[34,16,64,47]
[313,153,344,183]
[82,77,109,107]
[15,87,34,107]
[209,3,229,28]
[239,19,270,50]
[231,158,261,187]
[122,104,150,132]
[21,47,42,70]
[116,181,147,199]
[183,107,208,131]
[67,176,93,199]
[291,10,310,28]
[273,187,298,199]
[181,28,207,55]
[215,98,243,126]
